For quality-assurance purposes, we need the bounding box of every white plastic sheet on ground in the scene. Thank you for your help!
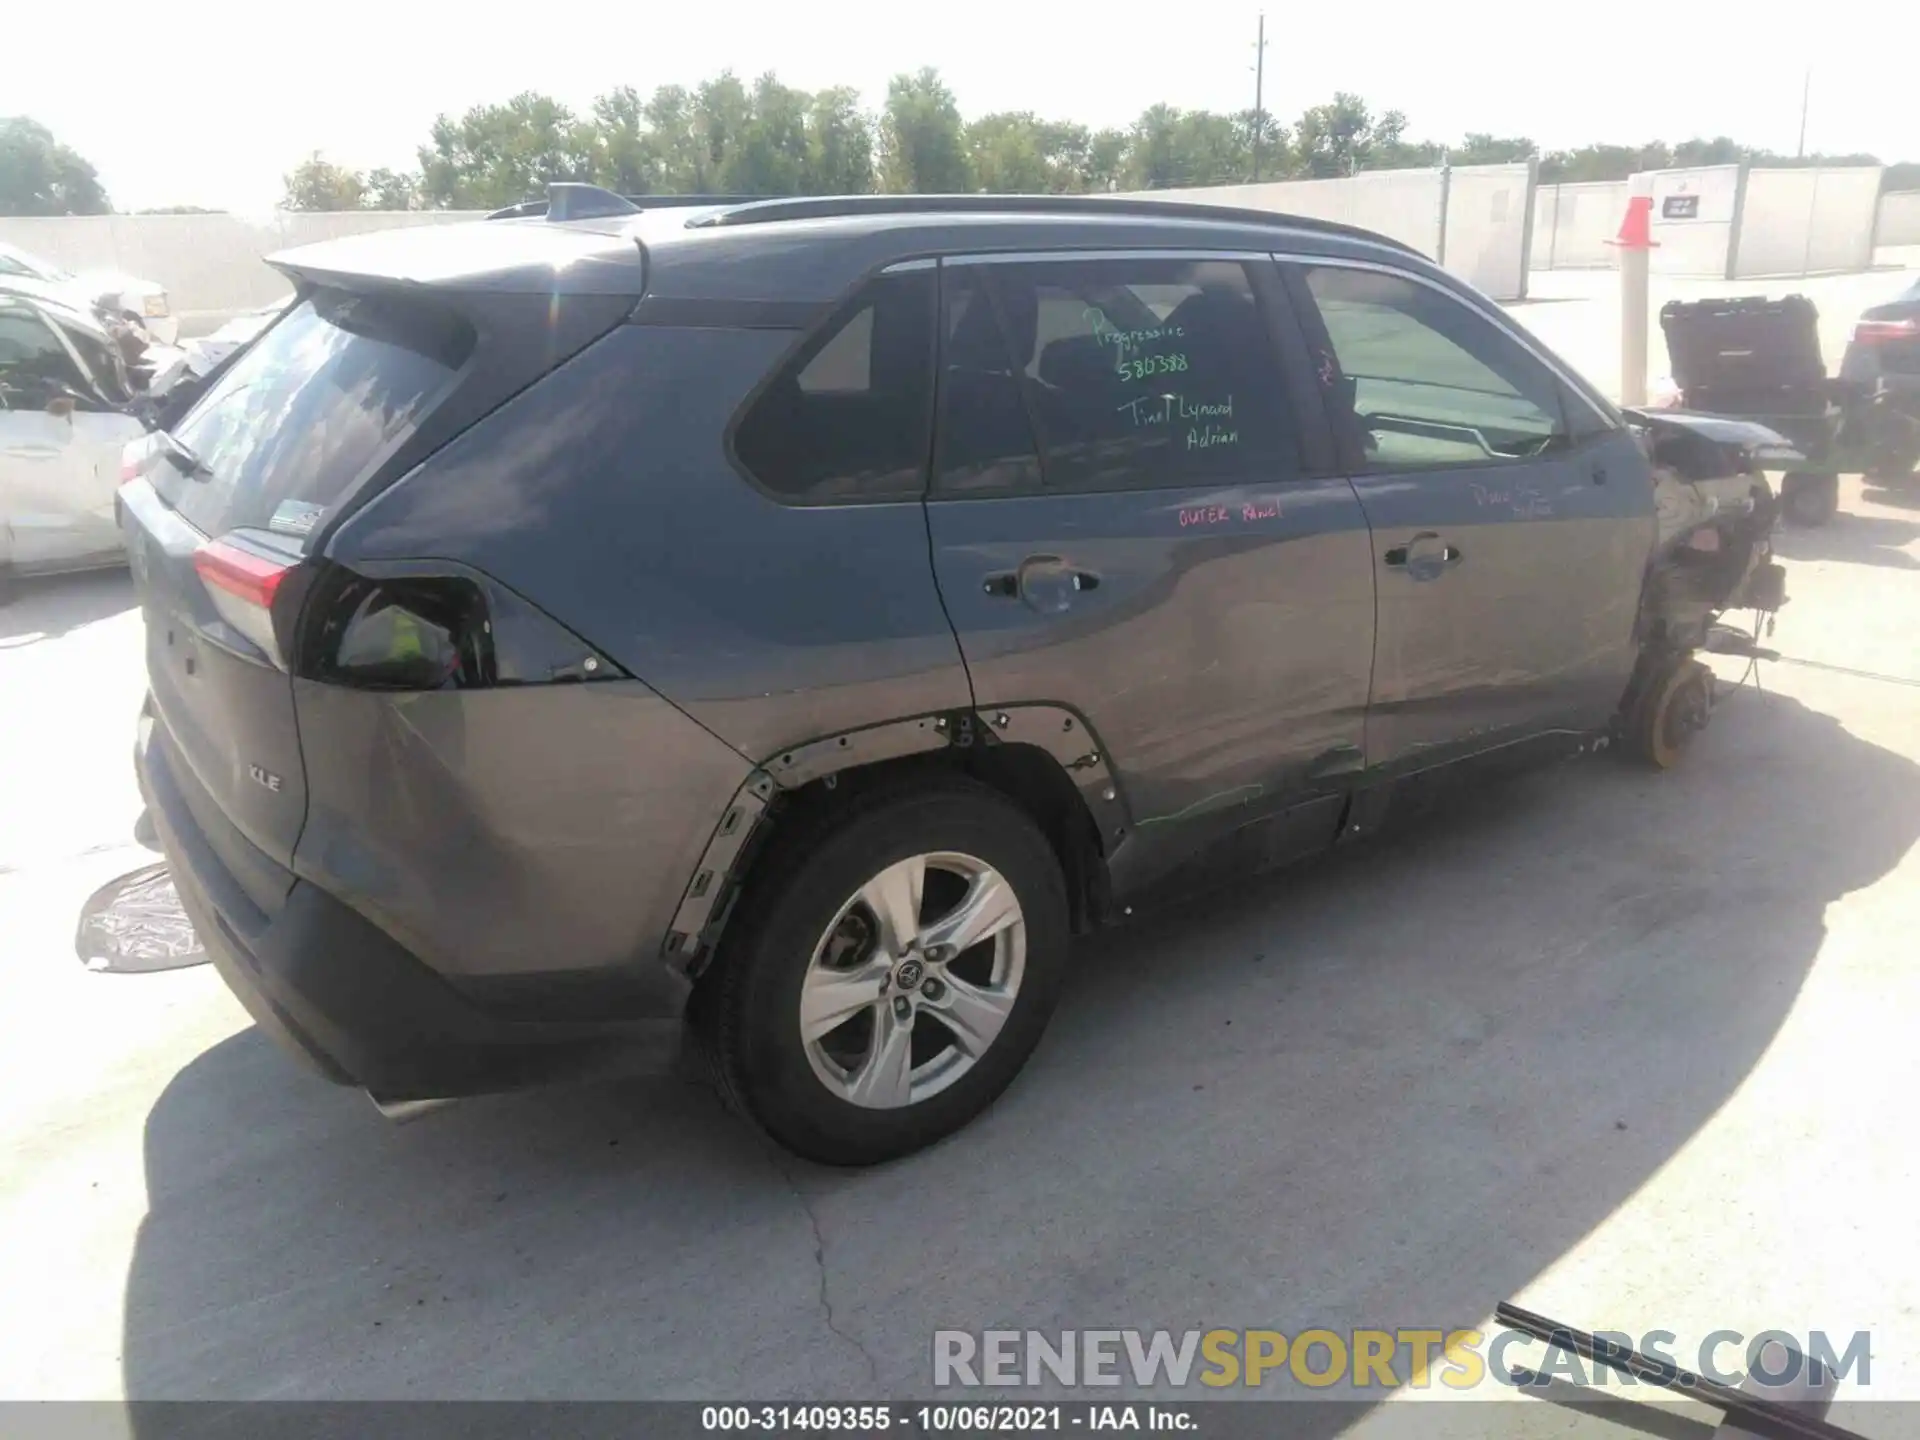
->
[74,863,207,973]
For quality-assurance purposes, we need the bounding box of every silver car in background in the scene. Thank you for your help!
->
[0,239,177,346]
[0,290,149,598]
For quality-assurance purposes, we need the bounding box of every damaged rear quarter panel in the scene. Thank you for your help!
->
[290,677,751,997]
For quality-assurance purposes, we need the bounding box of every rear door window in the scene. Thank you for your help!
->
[155,288,472,543]
[934,257,1301,496]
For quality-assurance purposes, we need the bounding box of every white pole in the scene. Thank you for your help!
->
[1620,243,1650,407]
[1616,175,1657,407]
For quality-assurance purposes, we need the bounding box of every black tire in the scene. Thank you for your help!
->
[695,779,1069,1166]
[1781,471,1839,527]
[1624,658,1713,770]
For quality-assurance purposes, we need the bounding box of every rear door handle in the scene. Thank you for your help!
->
[1384,532,1462,580]
[983,557,1101,612]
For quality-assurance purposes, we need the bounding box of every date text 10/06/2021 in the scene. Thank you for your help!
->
[701,1404,1197,1432]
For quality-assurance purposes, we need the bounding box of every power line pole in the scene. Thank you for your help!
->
[1795,66,1811,158]
[1251,12,1268,182]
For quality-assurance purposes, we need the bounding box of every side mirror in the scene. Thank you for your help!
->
[47,395,77,421]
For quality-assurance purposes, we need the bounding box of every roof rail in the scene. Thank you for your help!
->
[485,188,771,222]
[683,192,1421,255]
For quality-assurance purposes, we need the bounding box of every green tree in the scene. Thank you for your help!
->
[804,87,875,194]
[640,85,706,191]
[364,168,418,210]
[879,69,971,193]
[1538,143,1671,183]
[1240,110,1291,181]
[1126,106,1248,189]
[1449,133,1538,166]
[695,73,755,190]
[1085,128,1130,192]
[590,85,656,195]
[281,152,367,211]
[966,113,1094,193]
[966,113,1049,192]
[1671,136,1743,168]
[722,74,811,195]
[418,92,596,209]
[1294,94,1437,176]
[0,117,110,215]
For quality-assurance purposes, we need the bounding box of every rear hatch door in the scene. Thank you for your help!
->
[123,287,475,909]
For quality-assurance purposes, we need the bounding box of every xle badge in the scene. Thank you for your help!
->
[248,765,284,793]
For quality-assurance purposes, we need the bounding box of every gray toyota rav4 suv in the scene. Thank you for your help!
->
[122,186,1786,1164]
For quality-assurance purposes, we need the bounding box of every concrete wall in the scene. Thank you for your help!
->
[1131,164,1534,301]
[1529,165,1888,280]
[1529,181,1629,270]
[1441,162,1535,301]
[1733,165,1884,277]
[0,210,486,329]
[1881,191,1920,248]
[1124,169,1447,255]
[1642,166,1743,277]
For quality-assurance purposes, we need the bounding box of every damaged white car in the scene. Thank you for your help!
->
[0,239,177,346]
[0,290,150,597]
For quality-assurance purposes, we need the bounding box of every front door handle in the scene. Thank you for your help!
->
[1384,532,1462,581]
[983,556,1100,613]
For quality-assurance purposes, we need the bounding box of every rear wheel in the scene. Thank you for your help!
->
[1781,471,1839,527]
[696,781,1070,1166]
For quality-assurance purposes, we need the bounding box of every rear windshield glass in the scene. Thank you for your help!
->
[156,287,472,544]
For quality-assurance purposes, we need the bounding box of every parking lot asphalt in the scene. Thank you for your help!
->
[3,268,1919,1431]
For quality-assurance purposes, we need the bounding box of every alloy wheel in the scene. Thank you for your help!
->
[799,851,1027,1109]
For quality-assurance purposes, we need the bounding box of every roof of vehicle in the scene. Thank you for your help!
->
[0,238,66,279]
[0,279,114,342]
[267,186,1453,309]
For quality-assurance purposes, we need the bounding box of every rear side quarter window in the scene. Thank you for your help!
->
[731,269,937,503]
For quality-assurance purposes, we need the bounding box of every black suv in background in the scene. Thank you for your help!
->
[121,186,1782,1164]
[1839,275,1920,482]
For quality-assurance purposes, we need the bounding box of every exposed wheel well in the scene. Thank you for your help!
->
[710,740,1109,971]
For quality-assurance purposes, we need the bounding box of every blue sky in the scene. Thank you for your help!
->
[19,0,1917,212]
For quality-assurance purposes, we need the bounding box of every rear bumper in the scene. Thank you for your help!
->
[136,704,687,1103]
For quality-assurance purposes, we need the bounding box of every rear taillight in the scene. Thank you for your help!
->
[1854,317,1919,345]
[195,537,296,665]
[306,572,488,691]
